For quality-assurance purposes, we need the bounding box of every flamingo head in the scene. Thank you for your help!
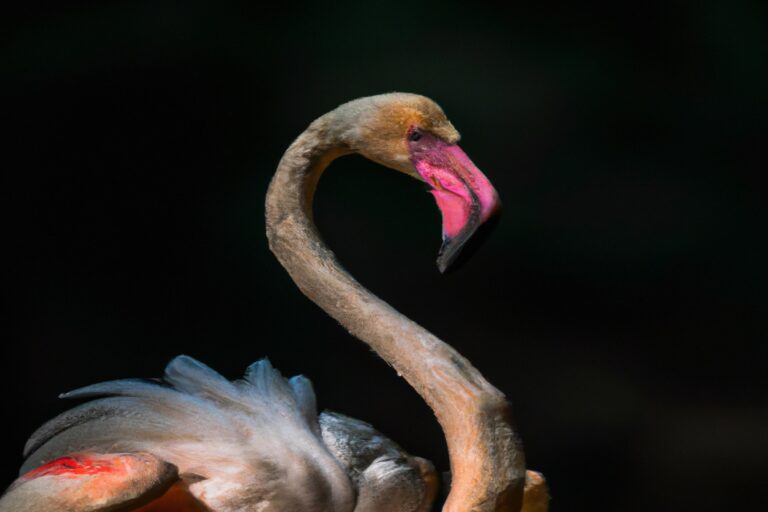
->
[336,93,501,273]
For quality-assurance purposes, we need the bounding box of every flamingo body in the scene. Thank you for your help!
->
[2,356,435,511]
[1,93,548,512]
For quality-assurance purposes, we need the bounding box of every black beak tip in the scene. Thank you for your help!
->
[436,238,460,274]
[436,254,451,274]
[435,209,501,274]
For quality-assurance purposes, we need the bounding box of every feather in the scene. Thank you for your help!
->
[20,356,355,512]
[24,397,148,458]
[163,356,238,400]
[319,412,437,512]
[289,375,319,433]
[243,359,292,400]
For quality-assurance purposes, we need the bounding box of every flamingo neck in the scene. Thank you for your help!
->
[264,112,526,512]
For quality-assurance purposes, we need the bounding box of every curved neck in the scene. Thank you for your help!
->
[265,117,526,512]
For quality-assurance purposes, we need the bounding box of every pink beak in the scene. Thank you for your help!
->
[409,133,502,272]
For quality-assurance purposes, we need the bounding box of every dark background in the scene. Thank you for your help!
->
[2,1,766,511]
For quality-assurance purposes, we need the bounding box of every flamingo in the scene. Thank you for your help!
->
[0,93,549,512]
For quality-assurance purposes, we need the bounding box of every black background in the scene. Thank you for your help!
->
[2,1,766,511]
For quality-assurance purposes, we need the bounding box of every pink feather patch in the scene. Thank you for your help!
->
[22,454,119,479]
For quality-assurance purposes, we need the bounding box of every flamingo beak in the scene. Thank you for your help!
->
[410,135,502,273]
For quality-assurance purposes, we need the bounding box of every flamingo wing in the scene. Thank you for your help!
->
[0,451,198,512]
[8,356,356,512]
[3,356,438,511]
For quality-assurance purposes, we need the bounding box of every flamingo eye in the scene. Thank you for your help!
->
[409,130,422,142]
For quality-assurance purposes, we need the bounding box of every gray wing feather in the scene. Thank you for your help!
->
[59,378,168,400]
[23,396,161,459]
[320,412,437,512]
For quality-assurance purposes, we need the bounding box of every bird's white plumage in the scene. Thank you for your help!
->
[23,356,353,511]
[12,356,434,512]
